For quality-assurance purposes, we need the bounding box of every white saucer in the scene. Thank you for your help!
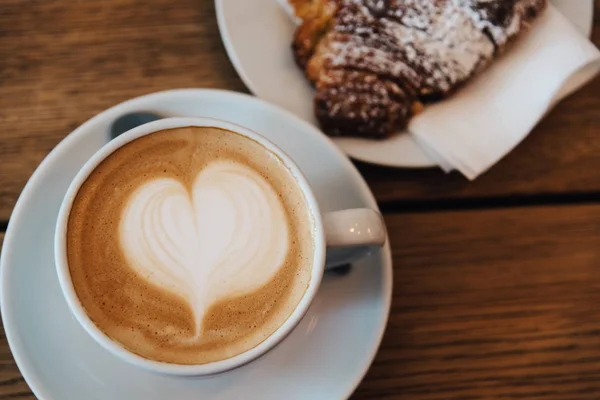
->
[0,89,392,399]
[215,0,594,168]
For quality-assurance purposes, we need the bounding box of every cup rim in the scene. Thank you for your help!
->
[54,116,326,376]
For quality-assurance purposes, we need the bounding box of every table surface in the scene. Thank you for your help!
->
[1,1,600,399]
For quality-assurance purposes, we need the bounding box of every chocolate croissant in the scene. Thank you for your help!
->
[291,0,547,138]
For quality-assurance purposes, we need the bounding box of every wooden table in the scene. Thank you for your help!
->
[1,1,600,399]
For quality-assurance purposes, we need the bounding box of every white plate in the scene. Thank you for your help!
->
[0,89,392,400]
[216,0,594,168]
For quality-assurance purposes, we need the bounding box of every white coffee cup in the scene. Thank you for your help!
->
[55,117,386,376]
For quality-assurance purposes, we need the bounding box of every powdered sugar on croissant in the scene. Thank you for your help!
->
[288,0,547,138]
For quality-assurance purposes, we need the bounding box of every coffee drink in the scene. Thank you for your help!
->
[66,126,315,365]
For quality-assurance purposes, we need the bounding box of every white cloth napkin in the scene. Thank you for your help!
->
[409,6,600,179]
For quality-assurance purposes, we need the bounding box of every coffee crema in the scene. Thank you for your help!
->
[67,126,314,365]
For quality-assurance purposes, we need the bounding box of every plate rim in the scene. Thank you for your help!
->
[214,0,595,169]
[0,88,393,400]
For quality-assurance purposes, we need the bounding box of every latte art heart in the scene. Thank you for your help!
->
[67,126,314,365]
[119,160,290,335]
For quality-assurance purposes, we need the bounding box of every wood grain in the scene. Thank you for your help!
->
[354,205,600,399]
[0,0,246,221]
[0,233,35,399]
[1,1,600,218]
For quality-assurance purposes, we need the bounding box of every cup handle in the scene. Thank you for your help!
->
[323,209,387,269]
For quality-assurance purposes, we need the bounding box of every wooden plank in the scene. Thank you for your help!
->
[353,204,600,399]
[0,0,246,221]
[4,204,600,398]
[0,233,35,399]
[2,2,600,219]
[0,0,600,217]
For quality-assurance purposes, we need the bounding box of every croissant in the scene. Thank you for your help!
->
[291,0,547,138]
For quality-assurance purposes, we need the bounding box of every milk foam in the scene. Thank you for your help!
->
[119,160,290,336]
[68,127,314,364]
